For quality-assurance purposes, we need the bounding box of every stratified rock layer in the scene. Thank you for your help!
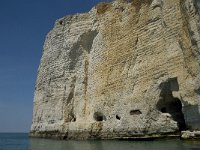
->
[30,0,200,139]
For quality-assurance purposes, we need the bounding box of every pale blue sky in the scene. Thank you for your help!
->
[0,0,111,133]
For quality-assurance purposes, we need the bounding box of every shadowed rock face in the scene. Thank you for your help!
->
[30,0,200,139]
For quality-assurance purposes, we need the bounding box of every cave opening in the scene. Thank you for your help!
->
[116,115,121,120]
[93,112,106,122]
[130,109,142,115]
[157,78,186,131]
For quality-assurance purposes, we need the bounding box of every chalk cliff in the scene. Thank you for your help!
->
[30,0,200,139]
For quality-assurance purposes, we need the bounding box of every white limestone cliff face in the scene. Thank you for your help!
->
[30,0,200,139]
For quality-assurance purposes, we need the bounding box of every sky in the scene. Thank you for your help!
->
[0,0,112,133]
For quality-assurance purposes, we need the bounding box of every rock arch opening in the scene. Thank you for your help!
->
[157,78,186,131]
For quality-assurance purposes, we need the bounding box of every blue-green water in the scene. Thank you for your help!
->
[1,133,200,150]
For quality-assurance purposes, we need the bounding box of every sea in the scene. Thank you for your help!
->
[0,133,200,150]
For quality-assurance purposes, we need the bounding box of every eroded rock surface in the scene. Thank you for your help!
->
[30,0,200,139]
[181,130,200,139]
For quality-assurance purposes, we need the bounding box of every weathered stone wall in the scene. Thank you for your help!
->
[30,0,200,139]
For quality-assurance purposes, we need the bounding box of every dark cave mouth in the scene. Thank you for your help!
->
[93,112,106,122]
[157,78,186,131]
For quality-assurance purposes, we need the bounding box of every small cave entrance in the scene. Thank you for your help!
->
[116,115,121,120]
[130,109,142,115]
[157,78,186,131]
[93,112,106,122]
